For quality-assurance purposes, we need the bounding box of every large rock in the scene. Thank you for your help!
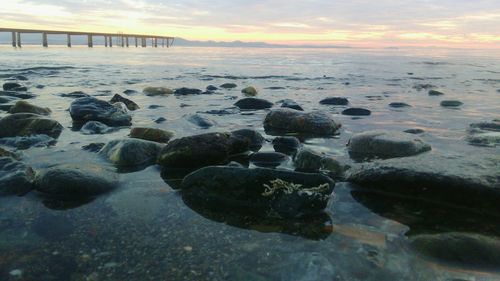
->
[347,153,500,213]
[348,130,431,160]
[273,136,300,154]
[294,148,347,178]
[129,127,173,143]
[157,132,251,169]
[34,164,119,198]
[9,100,51,115]
[231,129,264,151]
[143,86,173,96]
[234,98,273,110]
[264,109,341,136]
[110,94,139,111]
[69,96,132,127]
[0,113,63,139]
[466,121,500,147]
[181,166,334,218]
[99,138,164,167]
[0,157,34,195]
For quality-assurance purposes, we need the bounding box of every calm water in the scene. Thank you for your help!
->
[0,46,499,280]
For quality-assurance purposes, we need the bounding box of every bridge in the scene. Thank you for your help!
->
[0,27,174,48]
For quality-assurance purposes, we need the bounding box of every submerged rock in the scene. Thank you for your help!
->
[280,252,336,281]
[3,82,25,91]
[69,96,132,127]
[264,109,341,136]
[220,83,237,89]
[250,152,289,167]
[99,138,164,167]
[389,102,411,108]
[241,86,258,96]
[0,113,63,139]
[428,90,445,96]
[80,121,116,135]
[174,87,203,95]
[231,129,265,152]
[110,94,139,111]
[130,127,173,143]
[319,97,349,106]
[348,130,431,160]
[273,136,300,155]
[186,113,216,128]
[404,128,425,134]
[143,86,173,96]
[440,100,463,107]
[0,135,57,150]
[0,96,17,104]
[280,99,303,111]
[0,157,34,195]
[341,108,371,116]
[9,100,51,115]
[34,164,119,198]
[0,90,36,99]
[59,91,89,98]
[157,132,251,169]
[82,142,105,152]
[206,85,218,91]
[466,120,500,147]
[234,98,273,110]
[181,166,334,218]
[0,147,18,159]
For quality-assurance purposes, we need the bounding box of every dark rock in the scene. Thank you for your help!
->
[82,142,105,152]
[99,138,164,167]
[348,130,431,160]
[69,96,132,127]
[157,132,251,169]
[242,86,258,96]
[341,108,371,116]
[319,97,349,106]
[0,90,36,99]
[202,107,240,115]
[265,86,286,90]
[234,98,273,110]
[466,120,500,147]
[3,82,25,91]
[34,164,119,198]
[110,94,139,111]
[174,87,203,95]
[294,149,323,171]
[130,127,173,143]
[440,100,463,107]
[154,117,166,124]
[264,109,341,136]
[0,157,34,195]
[123,89,138,95]
[220,83,237,89]
[0,147,19,159]
[428,90,445,96]
[389,102,411,108]
[186,114,216,128]
[12,75,28,81]
[181,166,335,218]
[0,135,57,150]
[0,96,17,104]
[231,129,265,152]
[80,121,116,135]
[9,100,51,115]
[0,113,63,138]
[280,99,303,111]
[148,105,164,109]
[250,152,288,167]
[143,86,173,96]
[404,128,425,134]
[59,91,89,98]
[206,85,218,91]
[273,136,300,155]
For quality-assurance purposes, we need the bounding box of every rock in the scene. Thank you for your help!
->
[80,121,116,135]
[12,75,28,81]
[280,99,303,111]
[319,97,349,106]
[34,164,119,198]
[234,98,273,110]
[206,85,218,91]
[202,107,240,115]
[440,100,463,107]
[155,117,166,124]
[110,94,139,111]
[99,138,164,167]
[0,96,17,104]
[413,84,435,91]
[273,136,300,155]
[181,166,335,218]
[0,157,34,195]
[0,90,36,99]
[129,127,173,143]
[0,135,57,149]
[241,86,258,96]
[348,130,431,160]
[264,109,341,136]
[148,105,164,109]
[389,102,411,108]
[157,132,251,169]
[404,128,425,134]
[0,113,63,139]
[174,87,203,95]
[143,86,173,96]
[294,149,323,171]
[410,232,500,270]
[341,108,371,116]
[428,90,445,96]
[250,152,289,167]
[69,96,132,127]
[231,129,265,152]
[123,89,138,95]
[82,143,105,152]
[346,153,500,213]
[9,100,51,115]
[186,114,216,128]
[220,83,237,89]
[3,82,26,91]
[0,147,18,159]
[466,121,500,147]
[59,91,89,98]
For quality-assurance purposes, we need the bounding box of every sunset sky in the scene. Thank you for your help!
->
[1,0,499,48]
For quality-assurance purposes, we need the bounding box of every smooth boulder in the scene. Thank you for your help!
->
[220,83,237,89]
[186,114,216,128]
[110,94,139,111]
[231,129,265,151]
[241,86,258,96]
[234,98,273,110]
[0,113,63,139]
[264,108,341,136]
[9,100,51,115]
[69,96,132,127]
[341,108,371,116]
[280,99,303,111]
[319,97,348,106]
[0,157,34,195]
[99,138,164,167]
[440,100,463,107]
[250,152,289,167]
[273,136,300,154]
[130,127,173,143]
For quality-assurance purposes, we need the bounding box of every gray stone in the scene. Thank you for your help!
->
[348,130,431,160]
[3,82,25,91]
[250,152,289,167]
[130,127,173,143]
[440,100,463,107]
[341,108,371,116]
[99,138,164,167]
[220,83,237,89]
[319,97,349,106]
[389,102,411,108]
[9,100,51,115]
[0,157,34,195]
[174,87,203,95]
[0,113,63,139]
[241,86,258,96]
[186,113,216,128]
[143,86,173,96]
[264,109,341,136]
[69,96,132,127]
[235,98,273,110]
[231,129,265,152]
[81,121,116,135]
[273,136,300,154]
[428,90,445,96]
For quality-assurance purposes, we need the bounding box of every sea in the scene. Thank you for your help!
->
[0,45,499,280]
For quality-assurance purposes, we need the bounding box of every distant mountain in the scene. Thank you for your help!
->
[174,38,352,49]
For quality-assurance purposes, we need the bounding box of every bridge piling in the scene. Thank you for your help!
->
[87,35,93,47]
[11,32,16,47]
[16,32,21,47]
[42,32,48,47]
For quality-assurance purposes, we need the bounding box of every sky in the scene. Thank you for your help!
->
[1,0,500,48]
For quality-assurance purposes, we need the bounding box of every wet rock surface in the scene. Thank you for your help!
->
[264,108,341,136]
[466,120,500,147]
[0,157,34,195]
[9,100,51,115]
[186,113,216,128]
[80,121,116,135]
[249,152,289,167]
[320,97,349,105]
[0,113,63,139]
[0,90,36,99]
[280,99,303,111]
[99,138,164,167]
[110,94,139,111]
[241,86,258,96]
[273,136,300,154]
[174,87,203,95]
[129,127,173,143]
[234,97,273,110]
[69,96,132,127]
[341,107,371,116]
[440,100,463,107]
[231,129,265,151]
[143,86,173,96]
[220,83,237,89]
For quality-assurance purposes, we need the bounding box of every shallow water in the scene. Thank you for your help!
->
[0,46,499,280]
